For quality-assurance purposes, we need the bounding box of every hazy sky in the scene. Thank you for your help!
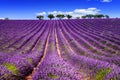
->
[0,0,119,19]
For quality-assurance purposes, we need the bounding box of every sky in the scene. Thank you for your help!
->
[0,0,119,19]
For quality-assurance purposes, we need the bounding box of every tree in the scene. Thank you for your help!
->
[36,15,44,20]
[101,14,105,18]
[93,14,104,18]
[104,15,109,18]
[97,14,104,18]
[93,15,98,18]
[56,14,65,19]
[48,14,55,20]
[81,16,86,19]
[76,17,80,19]
[81,14,109,19]
[86,14,94,19]
[4,17,9,20]
[66,15,72,19]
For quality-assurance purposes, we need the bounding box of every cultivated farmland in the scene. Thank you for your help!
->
[0,19,120,80]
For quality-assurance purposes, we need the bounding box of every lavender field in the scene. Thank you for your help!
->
[0,19,120,80]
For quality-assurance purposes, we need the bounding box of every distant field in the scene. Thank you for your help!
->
[0,19,120,80]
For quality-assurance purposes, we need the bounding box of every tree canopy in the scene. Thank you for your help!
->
[36,13,110,20]
[81,14,109,19]
[36,15,44,20]
[56,14,65,19]
[48,14,55,20]
[66,15,72,19]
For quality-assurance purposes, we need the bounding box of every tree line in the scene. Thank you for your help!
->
[37,14,72,20]
[82,14,109,19]
[36,14,109,20]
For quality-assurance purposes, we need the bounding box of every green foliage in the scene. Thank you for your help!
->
[47,73,58,79]
[3,63,19,75]
[36,15,44,20]
[27,58,33,64]
[48,14,55,20]
[66,14,72,19]
[76,17,80,19]
[49,43,54,50]
[95,68,111,80]
[56,14,65,19]
[82,16,86,19]
[86,14,94,18]
[104,15,109,18]
[94,14,104,18]
[81,14,109,19]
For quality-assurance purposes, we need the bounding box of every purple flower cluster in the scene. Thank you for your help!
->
[0,19,120,80]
